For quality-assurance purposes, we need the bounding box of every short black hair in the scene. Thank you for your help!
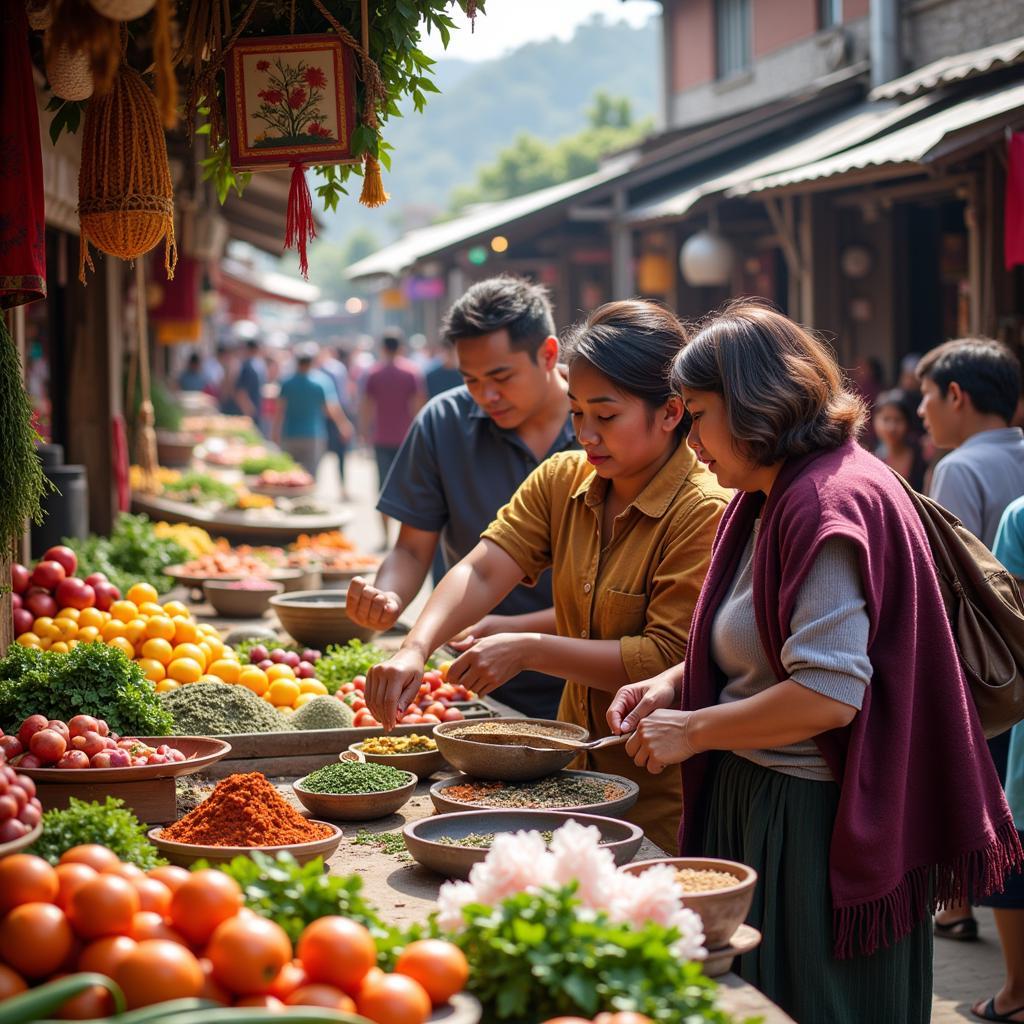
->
[874,388,915,423]
[916,338,1021,422]
[245,338,261,352]
[441,275,555,361]
[381,327,404,355]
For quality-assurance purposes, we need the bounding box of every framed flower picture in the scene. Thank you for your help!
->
[224,34,358,171]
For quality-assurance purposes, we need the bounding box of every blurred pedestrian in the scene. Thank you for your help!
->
[320,345,355,502]
[232,338,268,435]
[873,389,927,490]
[177,352,209,393]
[426,340,463,399]
[359,328,425,547]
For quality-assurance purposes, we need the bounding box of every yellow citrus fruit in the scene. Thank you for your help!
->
[155,679,179,693]
[16,633,40,648]
[37,637,52,650]
[293,692,318,708]
[172,617,199,645]
[141,637,174,665]
[123,619,148,645]
[137,657,166,683]
[126,582,159,607]
[266,678,300,707]
[50,641,70,654]
[56,607,81,622]
[167,657,203,685]
[265,664,295,682]
[145,616,176,641]
[53,618,79,641]
[33,617,58,639]
[203,637,225,662]
[197,623,219,637]
[208,659,240,684]
[139,601,165,617]
[171,643,206,670]
[32,616,53,633]
[77,625,100,642]
[109,600,139,623]
[67,640,79,650]
[238,666,269,697]
[162,600,188,619]
[276,705,296,717]
[298,679,328,696]
[198,675,222,686]
[109,636,135,660]
[101,620,128,642]
[78,607,104,629]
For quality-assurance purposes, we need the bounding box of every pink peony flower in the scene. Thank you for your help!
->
[609,863,683,927]
[549,821,618,909]
[303,66,327,89]
[467,830,554,905]
[256,60,270,71]
[669,906,708,961]
[288,87,306,109]
[436,880,478,932]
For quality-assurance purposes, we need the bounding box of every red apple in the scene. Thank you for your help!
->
[10,593,21,612]
[30,560,66,591]
[248,645,269,664]
[0,737,23,760]
[270,649,288,664]
[84,572,108,588]
[282,651,301,669]
[107,749,130,768]
[11,754,42,770]
[0,820,28,843]
[17,715,49,748]
[30,729,67,763]
[0,795,17,821]
[13,609,34,636]
[68,715,99,738]
[42,546,77,577]
[10,564,30,594]
[89,751,113,769]
[20,802,41,828]
[55,578,95,611]
[91,581,120,611]
[46,720,70,740]
[25,591,58,620]
[57,750,90,770]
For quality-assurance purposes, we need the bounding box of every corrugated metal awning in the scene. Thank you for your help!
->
[732,78,1024,196]
[870,35,1024,101]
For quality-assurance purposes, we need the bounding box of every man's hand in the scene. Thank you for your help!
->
[449,614,502,643]
[446,633,532,696]
[624,709,700,775]
[606,669,680,735]
[346,577,402,631]
[365,647,427,729]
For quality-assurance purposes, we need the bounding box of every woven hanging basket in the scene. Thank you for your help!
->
[26,0,53,31]
[88,0,155,19]
[78,65,177,282]
[44,31,93,100]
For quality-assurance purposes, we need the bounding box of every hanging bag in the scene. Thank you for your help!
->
[891,469,1024,736]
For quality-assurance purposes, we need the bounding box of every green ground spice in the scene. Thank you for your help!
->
[301,760,410,795]
[436,830,557,848]
[291,696,354,731]
[160,681,290,735]
[351,828,409,859]
[443,776,626,809]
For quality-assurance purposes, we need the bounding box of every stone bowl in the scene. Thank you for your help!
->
[346,741,448,779]
[431,718,588,782]
[203,578,283,618]
[404,808,644,880]
[270,589,377,649]
[292,770,418,821]
[147,821,342,868]
[619,856,758,949]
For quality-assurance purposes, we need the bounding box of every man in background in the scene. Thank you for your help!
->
[426,340,463,399]
[233,338,268,435]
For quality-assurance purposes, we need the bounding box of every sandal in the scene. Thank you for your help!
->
[972,997,1024,1022]
[934,915,979,941]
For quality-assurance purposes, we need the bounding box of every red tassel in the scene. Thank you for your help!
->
[285,162,317,278]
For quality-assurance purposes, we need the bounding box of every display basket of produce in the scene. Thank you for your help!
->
[404,808,644,880]
[348,733,447,779]
[155,429,201,467]
[203,577,284,618]
[293,761,418,821]
[432,718,590,781]
[430,769,640,819]
[319,554,383,585]
[248,468,317,498]
[619,856,760,971]
[0,821,42,859]
[270,589,377,648]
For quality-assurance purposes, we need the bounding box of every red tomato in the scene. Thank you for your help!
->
[353,710,376,727]
[350,699,366,713]
[400,714,423,725]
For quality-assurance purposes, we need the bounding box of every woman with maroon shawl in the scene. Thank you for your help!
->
[608,301,1021,1023]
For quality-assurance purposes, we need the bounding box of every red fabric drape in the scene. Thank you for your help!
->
[1005,132,1024,271]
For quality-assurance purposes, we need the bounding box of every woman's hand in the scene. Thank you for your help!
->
[624,709,700,775]
[606,666,682,735]
[365,647,427,729]
[446,633,534,696]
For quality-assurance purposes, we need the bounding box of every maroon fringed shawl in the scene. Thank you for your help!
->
[679,441,1022,957]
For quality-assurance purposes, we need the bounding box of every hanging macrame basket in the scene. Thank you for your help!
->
[26,0,53,31]
[78,64,177,282]
[44,31,93,100]
[88,0,155,18]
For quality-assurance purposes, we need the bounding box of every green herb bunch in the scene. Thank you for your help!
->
[0,641,173,736]
[30,797,166,868]
[67,513,188,595]
[161,471,237,506]
[315,640,392,694]
[447,885,738,1024]
[0,321,56,554]
[240,452,297,476]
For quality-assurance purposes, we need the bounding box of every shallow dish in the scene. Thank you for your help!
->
[703,924,762,977]
[148,820,342,868]
[270,589,376,649]
[269,566,319,592]
[203,578,283,618]
[619,856,758,949]
[292,770,418,821]
[432,718,589,782]
[404,808,644,880]
[15,737,231,784]
[0,822,43,860]
[430,769,639,819]
[347,741,448,779]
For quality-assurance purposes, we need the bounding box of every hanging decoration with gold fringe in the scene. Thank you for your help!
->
[77,61,177,282]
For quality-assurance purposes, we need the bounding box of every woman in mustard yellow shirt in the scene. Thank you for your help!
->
[366,300,729,850]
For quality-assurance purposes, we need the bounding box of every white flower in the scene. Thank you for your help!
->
[608,863,684,927]
[467,830,555,905]
[549,820,618,909]
[436,880,478,932]
[668,906,708,961]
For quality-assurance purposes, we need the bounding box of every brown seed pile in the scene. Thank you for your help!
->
[449,721,577,740]
[442,776,625,809]
[675,868,740,892]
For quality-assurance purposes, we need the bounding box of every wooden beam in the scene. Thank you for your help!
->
[763,197,802,277]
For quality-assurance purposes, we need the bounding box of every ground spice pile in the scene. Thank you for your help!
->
[161,772,332,847]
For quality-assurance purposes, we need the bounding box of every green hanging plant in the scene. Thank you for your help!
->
[0,319,56,553]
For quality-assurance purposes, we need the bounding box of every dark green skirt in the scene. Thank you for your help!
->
[703,753,933,1024]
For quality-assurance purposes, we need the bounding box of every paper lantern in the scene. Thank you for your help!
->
[78,65,176,282]
[88,0,155,17]
[680,230,735,287]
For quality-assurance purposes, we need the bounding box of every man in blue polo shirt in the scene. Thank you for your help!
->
[345,276,576,718]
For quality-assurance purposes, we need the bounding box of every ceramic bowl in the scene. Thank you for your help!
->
[292,771,418,821]
[619,856,758,948]
[270,589,377,649]
[431,718,588,782]
[203,578,283,618]
[147,820,342,868]
[346,741,448,779]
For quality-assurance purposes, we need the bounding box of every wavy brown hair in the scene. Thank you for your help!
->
[671,300,866,466]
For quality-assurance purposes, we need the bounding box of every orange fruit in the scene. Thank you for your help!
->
[267,678,300,707]
[0,855,59,915]
[146,866,190,894]
[394,940,469,1006]
[141,637,174,665]
[78,935,138,976]
[203,636,225,661]
[0,903,75,979]
[56,607,81,622]
[114,939,204,1010]
[60,845,121,873]
[16,633,40,648]
[207,914,291,996]
[356,973,431,1024]
[169,871,243,947]
[123,619,148,645]
[167,658,202,685]
[154,679,179,694]
[287,984,357,1011]
[53,618,79,640]
[145,616,176,641]
[137,657,166,683]
[207,659,240,683]
[197,622,219,637]
[238,666,269,697]
[109,600,139,623]
[298,679,328,695]
[78,607,105,629]
[50,640,70,654]
[162,600,188,618]
[297,917,375,994]
[294,693,317,709]
[129,911,187,945]
[34,618,60,640]
[54,863,98,911]
[130,877,172,916]
[109,636,135,660]
[265,663,295,682]
[138,602,165,618]
[126,583,159,607]
[101,621,128,643]
[171,642,206,669]
[77,625,100,643]
[68,873,140,940]
[0,964,27,1001]
[172,617,199,645]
